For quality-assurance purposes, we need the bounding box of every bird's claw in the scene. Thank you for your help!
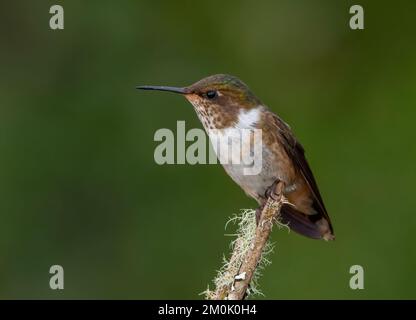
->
[264,179,282,201]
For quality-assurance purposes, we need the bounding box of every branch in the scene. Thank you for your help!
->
[208,181,286,300]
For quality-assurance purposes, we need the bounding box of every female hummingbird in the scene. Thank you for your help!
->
[138,74,334,241]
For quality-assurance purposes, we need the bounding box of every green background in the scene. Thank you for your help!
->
[1,0,415,299]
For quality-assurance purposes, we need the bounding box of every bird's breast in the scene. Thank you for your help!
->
[200,106,296,202]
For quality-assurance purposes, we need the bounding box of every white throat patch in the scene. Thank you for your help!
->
[235,107,261,129]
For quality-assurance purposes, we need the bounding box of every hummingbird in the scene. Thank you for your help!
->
[137,74,334,241]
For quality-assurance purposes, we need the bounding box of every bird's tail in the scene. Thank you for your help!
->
[279,204,335,241]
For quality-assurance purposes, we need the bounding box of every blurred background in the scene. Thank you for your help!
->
[0,0,415,299]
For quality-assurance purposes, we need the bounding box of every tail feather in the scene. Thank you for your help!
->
[280,204,334,240]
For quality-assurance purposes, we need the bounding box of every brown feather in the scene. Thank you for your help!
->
[268,111,334,237]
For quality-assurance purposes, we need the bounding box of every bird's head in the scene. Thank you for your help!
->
[138,74,262,128]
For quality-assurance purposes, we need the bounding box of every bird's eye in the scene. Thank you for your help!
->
[205,90,217,99]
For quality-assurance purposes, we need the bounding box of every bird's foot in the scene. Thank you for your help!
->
[257,180,284,225]
[264,179,283,201]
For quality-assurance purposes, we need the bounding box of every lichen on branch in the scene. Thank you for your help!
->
[204,181,289,300]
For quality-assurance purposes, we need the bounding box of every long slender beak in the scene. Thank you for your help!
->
[136,85,188,94]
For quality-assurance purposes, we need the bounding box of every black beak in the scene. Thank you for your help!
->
[136,85,188,94]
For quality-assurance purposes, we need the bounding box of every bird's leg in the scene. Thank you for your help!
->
[264,179,282,201]
[256,179,283,225]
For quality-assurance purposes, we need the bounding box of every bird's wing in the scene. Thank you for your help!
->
[269,112,333,233]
